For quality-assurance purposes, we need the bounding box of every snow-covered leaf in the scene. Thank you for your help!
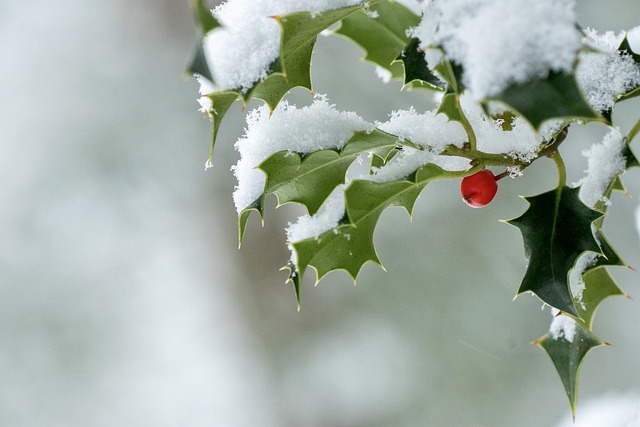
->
[259,130,401,215]
[289,164,457,286]
[507,186,603,316]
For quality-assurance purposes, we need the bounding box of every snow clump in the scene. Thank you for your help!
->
[577,28,640,113]
[411,0,581,99]
[549,309,577,343]
[202,0,365,93]
[576,128,627,208]
[231,96,373,213]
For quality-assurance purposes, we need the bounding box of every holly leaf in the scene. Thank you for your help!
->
[202,91,240,167]
[238,197,264,248]
[198,3,374,164]
[288,164,457,287]
[187,39,213,82]
[491,71,602,129]
[190,0,220,34]
[536,320,606,414]
[394,38,445,90]
[506,186,603,316]
[576,266,626,329]
[259,130,401,215]
[335,1,420,82]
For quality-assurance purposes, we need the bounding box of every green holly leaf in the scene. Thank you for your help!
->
[437,91,467,124]
[238,197,264,248]
[187,39,214,82]
[198,3,374,164]
[491,71,602,129]
[334,2,424,85]
[394,38,445,90]
[536,320,606,414]
[202,91,240,167]
[190,0,220,34]
[576,266,626,329]
[259,130,401,215]
[289,164,457,286]
[507,186,603,316]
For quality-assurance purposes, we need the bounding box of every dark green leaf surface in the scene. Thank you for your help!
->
[394,38,444,90]
[537,321,605,413]
[187,39,213,82]
[507,186,603,316]
[494,71,601,129]
[259,130,400,215]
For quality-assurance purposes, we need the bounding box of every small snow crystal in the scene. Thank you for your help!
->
[231,96,373,213]
[577,128,626,208]
[569,252,599,310]
[549,310,577,343]
[577,29,640,113]
[203,0,366,92]
[412,0,581,99]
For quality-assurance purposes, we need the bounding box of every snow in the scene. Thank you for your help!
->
[569,252,599,310]
[286,184,347,244]
[202,0,366,92]
[577,128,627,208]
[412,0,581,99]
[577,29,640,113]
[232,96,373,213]
[554,392,640,427]
[376,108,467,152]
[549,309,577,343]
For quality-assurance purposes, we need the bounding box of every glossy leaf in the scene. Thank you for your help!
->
[335,1,420,81]
[289,164,457,286]
[493,71,601,129]
[259,130,401,215]
[238,197,264,248]
[507,186,603,316]
[203,91,240,167]
[536,321,605,413]
[394,38,445,90]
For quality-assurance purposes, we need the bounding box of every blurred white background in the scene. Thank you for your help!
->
[1,0,639,425]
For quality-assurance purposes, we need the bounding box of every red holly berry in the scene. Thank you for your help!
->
[460,169,498,208]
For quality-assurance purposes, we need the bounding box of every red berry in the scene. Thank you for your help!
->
[460,169,498,208]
